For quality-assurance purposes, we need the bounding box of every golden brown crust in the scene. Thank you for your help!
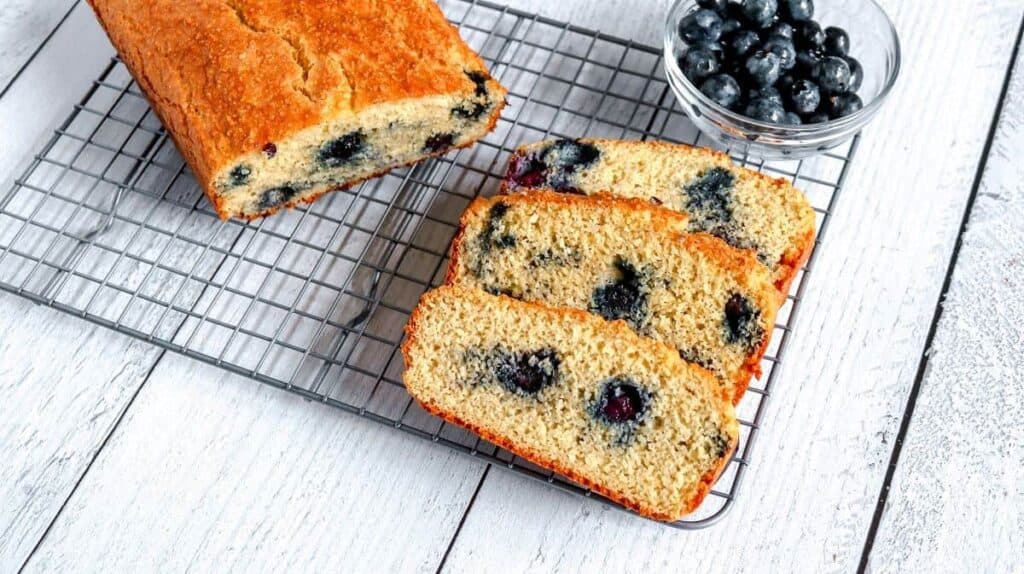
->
[445,192,775,404]
[410,396,734,521]
[87,0,506,219]
[400,286,737,521]
[774,227,816,299]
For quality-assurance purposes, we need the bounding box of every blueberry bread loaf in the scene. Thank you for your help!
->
[87,0,507,220]
[402,285,739,521]
[504,139,815,293]
[446,192,778,403]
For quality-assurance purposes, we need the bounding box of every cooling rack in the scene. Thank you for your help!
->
[0,0,858,528]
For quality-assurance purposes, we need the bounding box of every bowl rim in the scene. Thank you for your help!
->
[662,0,902,134]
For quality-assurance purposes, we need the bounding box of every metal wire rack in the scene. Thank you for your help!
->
[0,0,857,528]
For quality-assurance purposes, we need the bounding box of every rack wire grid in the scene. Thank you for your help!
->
[0,0,857,528]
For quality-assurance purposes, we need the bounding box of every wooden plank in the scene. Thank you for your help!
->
[0,2,114,186]
[438,2,1024,572]
[0,5,148,571]
[19,353,487,573]
[866,26,1024,573]
[0,0,76,94]
[0,292,160,570]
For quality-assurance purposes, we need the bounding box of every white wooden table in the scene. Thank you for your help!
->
[1,1,1022,572]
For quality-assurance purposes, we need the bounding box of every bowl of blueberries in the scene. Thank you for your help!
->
[664,0,900,159]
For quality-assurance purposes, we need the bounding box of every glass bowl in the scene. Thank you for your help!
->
[663,0,900,159]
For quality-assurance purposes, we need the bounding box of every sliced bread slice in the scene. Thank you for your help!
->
[402,285,738,521]
[503,138,815,294]
[446,192,779,403]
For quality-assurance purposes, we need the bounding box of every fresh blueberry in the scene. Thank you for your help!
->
[697,0,729,12]
[424,132,457,153]
[794,20,825,51]
[678,9,724,44]
[826,92,863,118]
[693,39,726,59]
[787,78,821,114]
[769,21,794,39]
[720,17,743,35]
[506,152,547,189]
[779,0,813,22]
[700,74,742,109]
[257,185,298,211]
[317,131,366,167]
[592,378,651,426]
[824,26,850,56]
[783,111,803,125]
[763,36,796,70]
[744,50,781,86]
[748,85,783,106]
[795,48,823,75]
[845,56,864,92]
[723,293,764,350]
[741,0,778,29]
[494,348,560,396]
[744,96,786,123]
[805,111,831,123]
[590,259,648,331]
[262,142,277,158]
[229,165,251,186]
[726,29,762,60]
[814,55,852,93]
[681,48,721,81]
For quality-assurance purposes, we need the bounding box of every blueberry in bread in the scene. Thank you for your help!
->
[446,192,779,403]
[503,138,816,294]
[402,285,739,521]
[87,0,507,220]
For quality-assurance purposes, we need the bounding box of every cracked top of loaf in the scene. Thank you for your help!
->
[87,0,496,189]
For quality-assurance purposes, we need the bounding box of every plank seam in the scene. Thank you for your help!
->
[16,349,166,574]
[15,154,256,569]
[856,11,1024,573]
[435,466,490,574]
[0,0,82,103]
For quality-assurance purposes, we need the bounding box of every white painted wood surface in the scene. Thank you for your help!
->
[0,2,114,189]
[0,292,158,571]
[0,0,75,93]
[21,353,487,573]
[867,37,1024,574]
[0,1,1020,572]
[0,5,134,570]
